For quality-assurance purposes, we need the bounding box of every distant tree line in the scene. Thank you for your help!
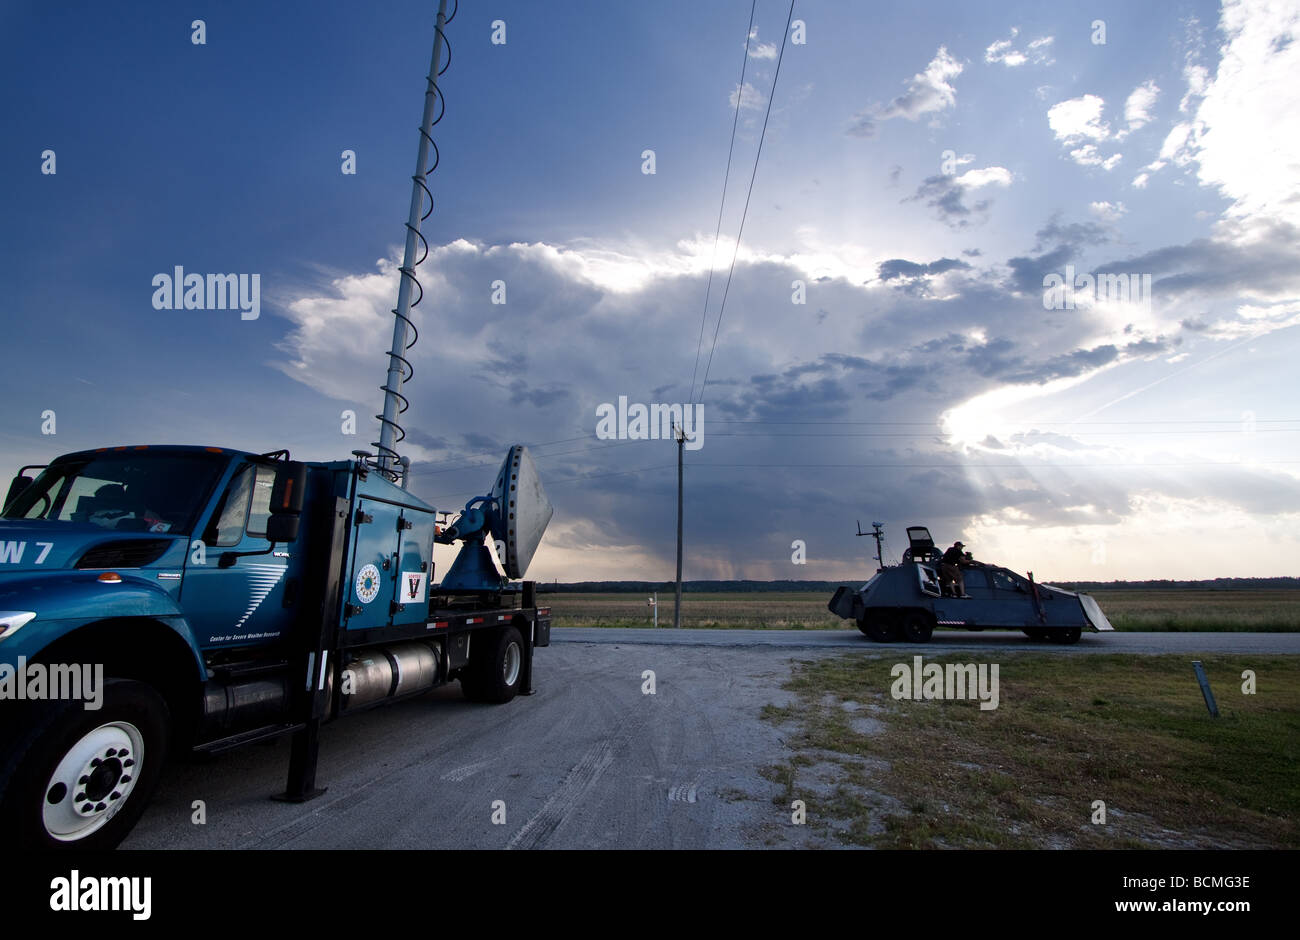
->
[528,577,1300,594]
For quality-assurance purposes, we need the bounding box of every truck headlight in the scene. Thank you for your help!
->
[0,611,36,641]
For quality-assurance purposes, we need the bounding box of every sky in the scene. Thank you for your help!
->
[3,0,1299,583]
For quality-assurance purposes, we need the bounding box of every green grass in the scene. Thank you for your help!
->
[545,591,844,629]
[544,589,1299,632]
[1085,589,1300,632]
[762,653,1300,849]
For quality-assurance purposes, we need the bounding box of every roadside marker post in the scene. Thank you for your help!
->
[1191,661,1220,718]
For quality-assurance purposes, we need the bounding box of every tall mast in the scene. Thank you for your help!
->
[375,0,451,482]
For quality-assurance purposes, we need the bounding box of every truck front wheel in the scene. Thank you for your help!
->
[0,679,170,850]
[460,625,524,704]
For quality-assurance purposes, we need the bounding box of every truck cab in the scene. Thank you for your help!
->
[1,446,302,667]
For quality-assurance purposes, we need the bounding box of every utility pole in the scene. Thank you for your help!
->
[674,421,684,628]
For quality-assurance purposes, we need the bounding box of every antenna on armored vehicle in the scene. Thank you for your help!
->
[856,520,886,572]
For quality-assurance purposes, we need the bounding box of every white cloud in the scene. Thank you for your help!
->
[729,81,765,111]
[1089,200,1128,220]
[955,166,1013,188]
[848,46,963,135]
[1122,80,1161,132]
[1048,94,1110,142]
[269,220,1300,582]
[1131,172,1151,188]
[985,27,1055,67]
[1158,122,1194,164]
[1137,0,1300,232]
[968,497,1300,581]
[1049,94,1129,168]
[1192,0,1300,235]
[747,27,777,60]
[1067,144,1122,170]
[985,39,1023,67]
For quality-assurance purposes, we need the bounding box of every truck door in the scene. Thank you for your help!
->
[181,461,295,648]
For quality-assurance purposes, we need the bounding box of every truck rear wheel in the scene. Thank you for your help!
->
[460,625,524,704]
[0,679,169,850]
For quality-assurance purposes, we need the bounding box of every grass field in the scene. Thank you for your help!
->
[760,653,1300,848]
[543,589,1299,632]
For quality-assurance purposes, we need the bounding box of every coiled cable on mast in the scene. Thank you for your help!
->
[372,0,458,479]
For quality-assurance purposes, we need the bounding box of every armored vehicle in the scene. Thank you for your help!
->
[828,525,1114,643]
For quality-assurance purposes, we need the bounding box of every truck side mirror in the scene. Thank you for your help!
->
[266,461,307,543]
[3,475,33,512]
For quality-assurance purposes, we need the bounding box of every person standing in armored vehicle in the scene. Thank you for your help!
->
[940,540,972,598]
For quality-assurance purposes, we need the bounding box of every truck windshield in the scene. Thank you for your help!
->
[3,452,227,534]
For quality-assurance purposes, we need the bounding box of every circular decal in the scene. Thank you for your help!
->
[354,564,382,604]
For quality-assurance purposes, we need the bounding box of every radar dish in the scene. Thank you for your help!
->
[489,445,553,579]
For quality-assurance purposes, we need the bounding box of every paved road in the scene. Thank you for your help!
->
[555,626,1300,654]
[125,642,804,849]
[122,629,1297,849]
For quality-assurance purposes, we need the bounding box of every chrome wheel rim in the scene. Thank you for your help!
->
[503,641,521,686]
[43,721,144,841]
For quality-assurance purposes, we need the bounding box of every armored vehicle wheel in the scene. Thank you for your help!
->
[901,612,934,643]
[857,614,899,643]
[0,679,170,850]
[1049,627,1082,644]
[1022,628,1049,641]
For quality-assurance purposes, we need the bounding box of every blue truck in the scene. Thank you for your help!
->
[0,442,553,848]
[0,0,557,850]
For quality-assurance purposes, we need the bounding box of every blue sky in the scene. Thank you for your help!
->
[3,0,1298,582]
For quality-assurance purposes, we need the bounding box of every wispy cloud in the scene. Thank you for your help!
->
[847,46,963,137]
[729,80,765,111]
[1047,94,1125,169]
[746,27,776,60]
[984,27,1055,67]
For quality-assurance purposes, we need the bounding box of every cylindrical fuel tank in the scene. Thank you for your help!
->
[200,676,291,733]
[338,640,441,711]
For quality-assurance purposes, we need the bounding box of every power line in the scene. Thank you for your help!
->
[687,460,1300,469]
[688,0,757,404]
[408,436,639,477]
[713,418,1300,425]
[427,463,675,502]
[709,429,1300,438]
[697,0,797,405]
[422,456,1300,500]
